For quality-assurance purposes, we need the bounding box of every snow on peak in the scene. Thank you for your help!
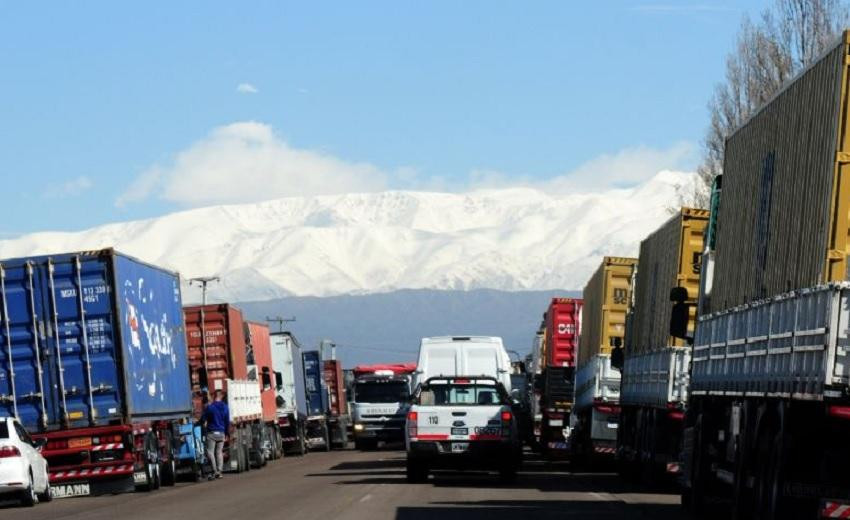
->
[0,171,699,302]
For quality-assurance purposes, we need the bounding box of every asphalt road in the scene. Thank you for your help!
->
[1,448,685,520]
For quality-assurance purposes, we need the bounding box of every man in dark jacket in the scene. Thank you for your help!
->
[202,390,230,479]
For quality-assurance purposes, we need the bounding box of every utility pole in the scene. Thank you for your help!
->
[190,276,220,392]
[266,315,296,333]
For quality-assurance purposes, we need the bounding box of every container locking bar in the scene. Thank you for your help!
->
[47,259,70,426]
[74,256,97,425]
[26,263,48,429]
[0,264,18,419]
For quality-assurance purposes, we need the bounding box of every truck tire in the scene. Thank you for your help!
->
[232,430,245,473]
[296,425,307,455]
[161,431,177,486]
[137,433,161,492]
[754,430,789,520]
[323,424,331,452]
[406,458,428,483]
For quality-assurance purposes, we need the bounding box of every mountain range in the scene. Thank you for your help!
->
[0,170,695,303]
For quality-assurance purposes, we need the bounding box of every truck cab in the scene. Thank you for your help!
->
[352,370,412,450]
[405,376,521,483]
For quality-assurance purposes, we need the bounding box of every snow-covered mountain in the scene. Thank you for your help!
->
[0,170,696,302]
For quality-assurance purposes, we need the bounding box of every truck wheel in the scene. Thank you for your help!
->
[323,424,331,452]
[161,431,177,486]
[682,415,708,514]
[297,426,307,455]
[137,434,160,492]
[232,430,245,473]
[754,431,789,520]
[406,458,428,483]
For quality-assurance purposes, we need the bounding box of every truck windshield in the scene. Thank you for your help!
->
[354,381,410,403]
[419,384,503,406]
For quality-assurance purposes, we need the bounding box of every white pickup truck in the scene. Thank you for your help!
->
[405,376,522,483]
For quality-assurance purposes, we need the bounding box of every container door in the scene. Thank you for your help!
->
[0,262,54,431]
[40,255,123,429]
[302,351,327,416]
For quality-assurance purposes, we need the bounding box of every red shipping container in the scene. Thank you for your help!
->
[544,298,583,368]
[184,304,249,420]
[245,321,277,423]
[323,360,347,417]
[352,363,417,377]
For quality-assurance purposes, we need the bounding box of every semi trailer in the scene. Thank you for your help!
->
[0,249,203,498]
[269,331,308,455]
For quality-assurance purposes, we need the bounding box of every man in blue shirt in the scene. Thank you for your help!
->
[202,390,230,480]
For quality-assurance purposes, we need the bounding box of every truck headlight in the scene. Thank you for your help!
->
[354,423,365,431]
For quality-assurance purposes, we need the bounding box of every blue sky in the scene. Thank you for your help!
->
[0,1,769,235]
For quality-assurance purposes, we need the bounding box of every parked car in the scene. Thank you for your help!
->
[0,417,51,506]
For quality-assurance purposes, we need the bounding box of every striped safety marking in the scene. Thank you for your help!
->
[91,443,124,451]
[594,446,616,455]
[51,464,134,482]
[822,501,850,518]
[666,463,681,474]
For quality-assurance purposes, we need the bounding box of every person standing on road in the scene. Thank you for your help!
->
[202,390,230,480]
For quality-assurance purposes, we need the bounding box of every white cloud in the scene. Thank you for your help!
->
[544,142,696,193]
[117,121,387,207]
[236,83,258,94]
[44,176,93,199]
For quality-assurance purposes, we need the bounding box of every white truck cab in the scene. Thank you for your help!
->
[413,336,512,392]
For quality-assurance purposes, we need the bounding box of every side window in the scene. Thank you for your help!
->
[14,422,33,445]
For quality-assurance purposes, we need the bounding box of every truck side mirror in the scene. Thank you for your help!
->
[610,346,624,371]
[669,286,692,342]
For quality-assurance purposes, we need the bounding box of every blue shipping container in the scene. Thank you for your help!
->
[302,350,329,416]
[0,249,193,432]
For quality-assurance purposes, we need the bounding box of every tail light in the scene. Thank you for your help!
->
[828,405,850,420]
[407,411,418,439]
[501,410,512,437]
[0,446,21,458]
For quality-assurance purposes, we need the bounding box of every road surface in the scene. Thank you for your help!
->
[1,449,684,519]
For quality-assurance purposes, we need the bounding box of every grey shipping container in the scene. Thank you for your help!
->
[710,32,850,313]
[629,208,708,353]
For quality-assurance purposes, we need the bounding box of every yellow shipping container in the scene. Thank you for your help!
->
[578,256,637,368]
[629,208,708,353]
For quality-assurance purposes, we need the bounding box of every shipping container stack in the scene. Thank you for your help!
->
[572,257,636,466]
[184,304,264,473]
[0,249,204,498]
[532,298,582,459]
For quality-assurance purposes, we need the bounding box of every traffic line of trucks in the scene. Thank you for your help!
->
[522,31,850,519]
[0,250,352,502]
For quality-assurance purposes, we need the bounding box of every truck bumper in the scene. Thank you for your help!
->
[408,440,520,470]
[353,427,404,442]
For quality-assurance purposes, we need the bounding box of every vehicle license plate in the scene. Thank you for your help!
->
[451,428,468,435]
[451,442,469,453]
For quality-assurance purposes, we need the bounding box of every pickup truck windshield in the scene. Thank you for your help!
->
[419,384,503,406]
[355,381,410,403]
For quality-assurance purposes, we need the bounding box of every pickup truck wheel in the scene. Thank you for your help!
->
[37,476,52,503]
[406,458,428,483]
[19,471,37,507]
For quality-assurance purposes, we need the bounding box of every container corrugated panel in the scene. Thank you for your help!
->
[578,257,637,368]
[630,208,708,353]
[544,298,583,368]
[0,249,192,432]
[302,350,328,416]
[183,304,248,420]
[245,321,277,423]
[270,332,307,417]
[620,347,691,408]
[711,34,850,313]
[323,360,346,416]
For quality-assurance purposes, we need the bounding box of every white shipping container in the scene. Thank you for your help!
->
[226,379,263,422]
[620,347,691,408]
[574,354,620,412]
